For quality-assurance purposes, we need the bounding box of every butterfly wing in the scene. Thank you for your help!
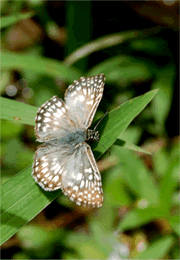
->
[65,74,105,128]
[61,142,103,208]
[35,96,76,142]
[33,74,105,207]
[32,142,103,208]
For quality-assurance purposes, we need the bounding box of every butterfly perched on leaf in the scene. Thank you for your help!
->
[32,74,105,208]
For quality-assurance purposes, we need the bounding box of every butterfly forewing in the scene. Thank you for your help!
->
[65,74,105,128]
[32,74,105,208]
[35,96,76,142]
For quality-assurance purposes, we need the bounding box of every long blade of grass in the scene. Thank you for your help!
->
[93,89,159,157]
[64,27,161,66]
[1,52,81,82]
[1,97,37,126]
[1,166,61,245]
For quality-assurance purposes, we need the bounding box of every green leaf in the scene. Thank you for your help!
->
[0,12,34,29]
[94,89,159,158]
[1,97,37,125]
[1,166,61,245]
[114,139,151,155]
[134,236,174,259]
[113,147,159,204]
[1,52,81,82]
[64,27,161,66]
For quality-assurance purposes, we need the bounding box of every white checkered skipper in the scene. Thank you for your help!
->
[32,74,105,208]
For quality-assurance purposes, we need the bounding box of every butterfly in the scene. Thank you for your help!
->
[32,74,105,208]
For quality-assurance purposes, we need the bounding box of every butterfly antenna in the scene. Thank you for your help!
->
[93,110,108,131]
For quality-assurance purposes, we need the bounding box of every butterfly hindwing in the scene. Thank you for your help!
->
[32,142,68,191]
[32,142,103,208]
[61,143,103,208]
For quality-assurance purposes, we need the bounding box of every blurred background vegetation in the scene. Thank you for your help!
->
[1,0,179,259]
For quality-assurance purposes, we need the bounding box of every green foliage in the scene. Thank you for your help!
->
[1,52,81,83]
[1,1,178,259]
[0,12,34,29]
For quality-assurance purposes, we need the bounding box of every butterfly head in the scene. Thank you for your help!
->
[86,129,99,142]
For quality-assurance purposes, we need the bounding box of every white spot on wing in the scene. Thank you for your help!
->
[77,173,83,181]
[78,95,85,102]
[44,112,51,117]
[87,100,94,105]
[53,175,59,182]
[80,180,85,189]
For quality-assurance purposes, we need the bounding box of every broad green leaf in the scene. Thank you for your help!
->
[1,90,158,244]
[134,236,174,259]
[1,97,37,125]
[1,52,81,82]
[94,89,158,157]
[1,166,61,245]
[0,12,34,29]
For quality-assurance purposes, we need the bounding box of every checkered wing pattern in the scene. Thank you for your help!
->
[32,142,103,208]
[61,143,103,208]
[35,96,76,142]
[65,74,105,128]
[32,74,105,208]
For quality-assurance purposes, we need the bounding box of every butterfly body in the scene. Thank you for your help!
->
[32,74,105,208]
